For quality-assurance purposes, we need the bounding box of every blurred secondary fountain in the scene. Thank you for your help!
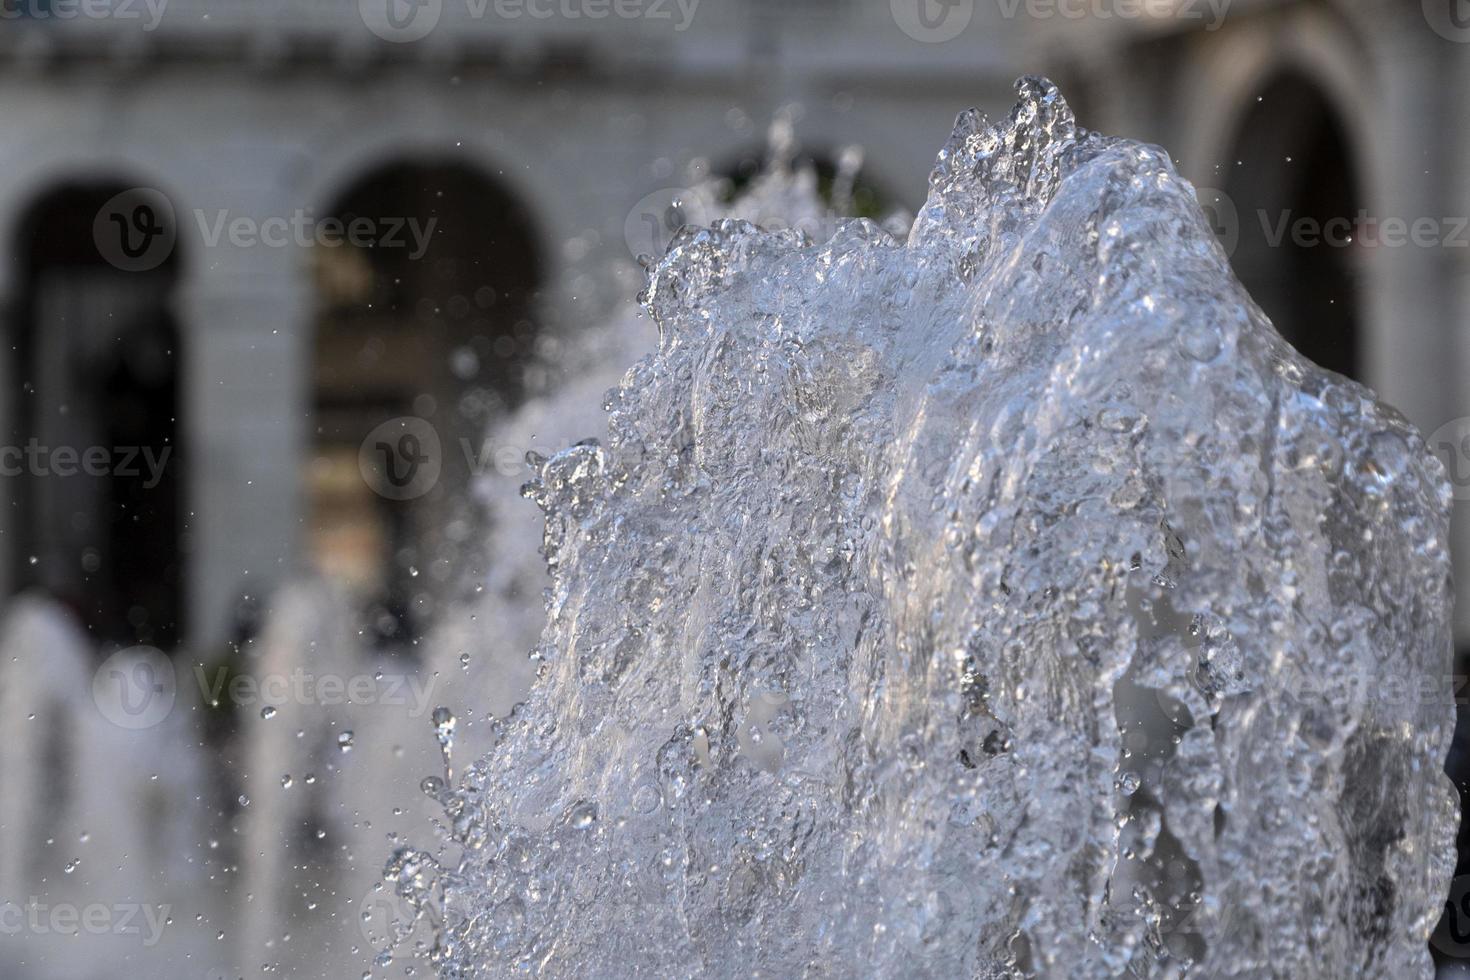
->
[386,76,1459,979]
[0,120,863,980]
[0,596,211,978]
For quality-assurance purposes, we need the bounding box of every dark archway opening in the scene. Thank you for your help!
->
[1224,71,1362,381]
[9,183,184,649]
[309,160,542,648]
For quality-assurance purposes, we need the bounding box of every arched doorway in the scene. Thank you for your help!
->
[1224,71,1362,380]
[307,160,542,646]
[8,183,185,649]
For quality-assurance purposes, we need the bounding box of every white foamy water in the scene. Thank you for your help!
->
[388,78,1457,978]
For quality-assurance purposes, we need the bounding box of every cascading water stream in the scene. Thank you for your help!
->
[383,78,1457,978]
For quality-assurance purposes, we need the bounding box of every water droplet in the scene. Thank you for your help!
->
[568,800,598,829]
[632,784,662,814]
[1178,322,1222,362]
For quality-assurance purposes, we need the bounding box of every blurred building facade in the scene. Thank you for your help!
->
[0,0,1018,653]
[0,3,1022,977]
[3,0,1470,976]
[3,0,1464,648]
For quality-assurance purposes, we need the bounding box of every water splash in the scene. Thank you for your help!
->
[394,78,1457,978]
[434,121,889,736]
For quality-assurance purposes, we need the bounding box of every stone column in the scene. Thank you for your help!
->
[1364,11,1467,641]
[176,251,311,651]
[0,257,14,604]
[1449,44,1470,650]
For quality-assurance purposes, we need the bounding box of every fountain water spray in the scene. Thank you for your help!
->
[387,77,1457,978]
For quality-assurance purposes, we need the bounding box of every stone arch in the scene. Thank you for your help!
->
[1176,4,1377,197]
[292,126,565,291]
[6,176,187,649]
[1167,5,1374,382]
[1222,69,1364,379]
[302,153,545,646]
